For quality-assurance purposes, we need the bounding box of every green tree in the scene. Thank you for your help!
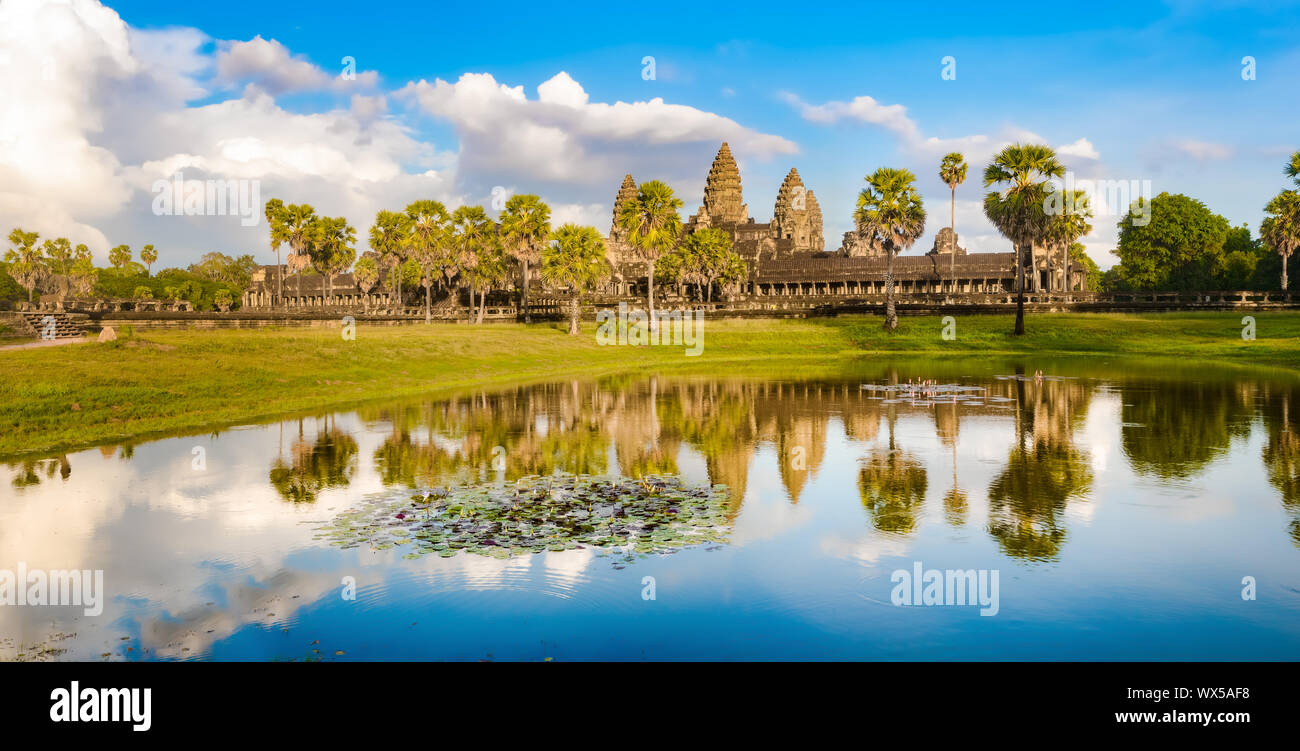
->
[140,244,157,276]
[542,224,610,334]
[617,180,683,329]
[403,200,452,324]
[133,286,153,300]
[855,167,926,330]
[369,210,410,310]
[353,253,379,313]
[982,144,1065,334]
[70,245,96,296]
[1044,189,1092,292]
[265,199,318,304]
[108,244,132,275]
[1261,190,1299,292]
[1286,150,1300,187]
[451,206,497,322]
[4,228,45,303]
[682,227,741,303]
[499,195,552,324]
[939,152,968,291]
[1069,243,1101,291]
[1113,192,1230,291]
[464,232,510,324]
[42,237,73,276]
[213,289,234,312]
[309,216,357,301]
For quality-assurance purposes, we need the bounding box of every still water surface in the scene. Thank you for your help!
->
[3,357,1300,660]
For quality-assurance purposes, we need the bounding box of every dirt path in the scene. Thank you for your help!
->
[0,337,90,352]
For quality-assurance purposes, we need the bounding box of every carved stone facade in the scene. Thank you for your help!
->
[771,168,824,253]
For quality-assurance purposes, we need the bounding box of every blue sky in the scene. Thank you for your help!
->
[3,0,1297,268]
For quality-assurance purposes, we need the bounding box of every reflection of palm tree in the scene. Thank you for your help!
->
[1121,380,1250,480]
[934,401,966,526]
[269,419,358,503]
[857,408,928,535]
[1262,389,1300,546]
[987,371,1092,561]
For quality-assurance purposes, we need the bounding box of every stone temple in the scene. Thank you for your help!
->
[608,142,1087,297]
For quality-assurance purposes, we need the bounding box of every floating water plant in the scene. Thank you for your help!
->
[312,473,732,564]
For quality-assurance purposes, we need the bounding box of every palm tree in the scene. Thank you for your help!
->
[4,228,44,303]
[465,231,510,324]
[451,206,495,322]
[616,180,683,330]
[542,224,611,334]
[939,152,968,292]
[1044,190,1092,293]
[499,195,551,323]
[855,167,926,330]
[309,216,356,303]
[403,200,451,324]
[108,244,131,274]
[140,244,157,277]
[982,143,1065,335]
[369,210,409,312]
[1286,150,1300,187]
[1261,190,1300,293]
[354,253,379,313]
[265,199,318,305]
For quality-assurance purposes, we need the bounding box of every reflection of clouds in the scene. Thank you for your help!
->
[818,533,912,567]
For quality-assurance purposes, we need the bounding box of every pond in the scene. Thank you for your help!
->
[3,357,1300,660]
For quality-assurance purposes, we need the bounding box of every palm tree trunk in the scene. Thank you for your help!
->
[949,186,956,293]
[647,261,656,334]
[568,292,580,335]
[477,288,486,324]
[394,264,403,314]
[424,285,431,324]
[1060,243,1068,293]
[521,259,531,324]
[1283,253,1289,294]
[1014,242,1026,335]
[884,251,898,330]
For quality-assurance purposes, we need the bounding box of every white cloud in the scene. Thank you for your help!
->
[0,2,795,265]
[214,35,378,95]
[1057,137,1100,160]
[399,71,797,188]
[782,90,1103,168]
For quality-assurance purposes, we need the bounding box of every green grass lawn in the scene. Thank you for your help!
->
[2,312,1298,459]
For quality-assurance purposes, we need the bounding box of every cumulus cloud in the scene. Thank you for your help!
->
[214,35,378,95]
[1,1,795,265]
[399,71,797,197]
[781,90,1101,167]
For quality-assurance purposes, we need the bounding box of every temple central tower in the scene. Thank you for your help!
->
[702,142,748,225]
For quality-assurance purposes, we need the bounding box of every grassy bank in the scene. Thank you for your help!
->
[2,312,1299,458]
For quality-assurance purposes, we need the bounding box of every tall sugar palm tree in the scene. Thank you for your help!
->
[369,210,409,312]
[309,216,356,303]
[266,199,318,305]
[939,152,968,292]
[4,228,44,303]
[354,253,379,313]
[616,180,683,329]
[465,228,509,324]
[542,224,611,335]
[855,167,926,331]
[451,205,495,322]
[1261,189,1300,293]
[140,244,157,277]
[1044,190,1092,293]
[1286,150,1300,187]
[403,200,451,324]
[499,194,551,324]
[982,143,1065,335]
